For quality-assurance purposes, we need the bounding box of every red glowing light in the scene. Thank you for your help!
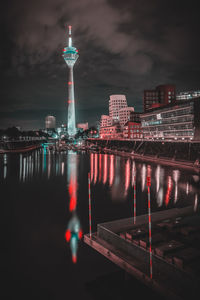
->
[147,176,151,187]
[165,176,173,206]
[109,155,114,186]
[125,159,130,192]
[69,178,77,211]
[103,154,108,184]
[99,154,102,182]
[68,100,73,104]
[72,254,77,264]
[78,230,83,240]
[90,153,94,182]
[65,229,71,242]
[68,81,73,85]
[94,154,98,184]
[69,196,77,211]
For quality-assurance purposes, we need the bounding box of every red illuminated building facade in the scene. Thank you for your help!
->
[99,123,122,139]
[123,121,143,139]
[144,85,176,112]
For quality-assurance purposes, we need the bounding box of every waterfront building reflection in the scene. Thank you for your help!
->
[0,150,199,214]
[109,155,114,187]
[89,152,200,211]
[124,159,130,195]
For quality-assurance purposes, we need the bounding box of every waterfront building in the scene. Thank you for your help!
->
[140,98,200,141]
[99,123,121,139]
[100,115,113,128]
[77,122,89,131]
[63,26,79,137]
[109,95,128,121]
[123,121,143,139]
[45,116,56,129]
[143,85,176,112]
[100,94,136,139]
[176,90,200,101]
[119,107,134,127]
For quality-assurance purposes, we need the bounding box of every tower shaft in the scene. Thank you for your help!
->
[68,66,76,136]
[63,25,79,138]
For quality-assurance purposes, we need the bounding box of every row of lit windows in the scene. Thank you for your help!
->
[143,123,194,132]
[141,105,193,122]
[143,131,194,137]
[164,131,194,136]
[161,107,193,119]
[145,91,175,96]
[142,116,194,128]
[130,134,143,138]
[129,129,141,133]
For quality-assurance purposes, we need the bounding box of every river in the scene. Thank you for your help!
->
[1,149,199,299]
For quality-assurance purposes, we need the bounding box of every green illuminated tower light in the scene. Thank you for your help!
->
[63,26,79,137]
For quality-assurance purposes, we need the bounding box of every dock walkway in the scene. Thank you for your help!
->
[84,206,200,300]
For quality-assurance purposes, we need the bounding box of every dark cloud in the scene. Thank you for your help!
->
[1,0,200,129]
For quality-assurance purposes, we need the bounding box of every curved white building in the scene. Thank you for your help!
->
[109,95,127,121]
[119,107,134,126]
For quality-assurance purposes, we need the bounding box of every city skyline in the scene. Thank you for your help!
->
[1,0,200,130]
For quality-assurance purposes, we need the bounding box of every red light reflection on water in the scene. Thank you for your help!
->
[90,153,94,183]
[65,229,71,242]
[69,178,77,212]
[94,154,98,184]
[72,255,77,263]
[109,155,114,186]
[99,154,102,182]
[103,154,108,184]
[165,176,173,206]
[125,159,130,193]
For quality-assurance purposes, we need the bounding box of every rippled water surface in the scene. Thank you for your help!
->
[1,149,199,299]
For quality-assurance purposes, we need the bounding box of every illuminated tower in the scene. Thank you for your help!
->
[63,26,79,137]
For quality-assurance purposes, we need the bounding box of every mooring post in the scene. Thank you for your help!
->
[88,172,92,239]
[147,175,152,279]
[133,174,136,224]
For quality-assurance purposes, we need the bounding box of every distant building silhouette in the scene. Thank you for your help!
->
[45,116,56,129]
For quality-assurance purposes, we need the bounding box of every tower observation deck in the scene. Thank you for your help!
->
[63,26,79,137]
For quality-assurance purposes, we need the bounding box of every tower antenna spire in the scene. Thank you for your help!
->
[68,25,72,47]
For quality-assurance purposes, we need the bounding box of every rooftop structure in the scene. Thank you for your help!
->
[144,85,176,112]
[176,90,200,101]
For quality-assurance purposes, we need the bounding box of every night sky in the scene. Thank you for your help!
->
[1,0,200,130]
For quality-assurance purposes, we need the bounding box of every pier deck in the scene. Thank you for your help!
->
[84,206,200,300]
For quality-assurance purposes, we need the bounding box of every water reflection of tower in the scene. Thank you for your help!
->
[65,151,82,263]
